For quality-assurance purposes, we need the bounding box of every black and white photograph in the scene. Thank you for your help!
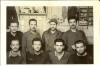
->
[6,6,93,64]
[1,0,100,2]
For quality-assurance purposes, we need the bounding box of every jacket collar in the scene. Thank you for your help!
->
[47,28,58,34]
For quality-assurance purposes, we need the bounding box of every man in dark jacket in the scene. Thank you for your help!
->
[42,18,62,52]
[7,19,23,52]
[26,38,51,64]
[68,40,93,64]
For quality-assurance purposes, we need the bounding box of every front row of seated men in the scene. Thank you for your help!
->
[7,38,93,64]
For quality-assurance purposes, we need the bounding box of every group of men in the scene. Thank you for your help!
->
[7,17,93,64]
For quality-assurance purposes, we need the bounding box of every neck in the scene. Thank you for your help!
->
[77,52,87,56]
[71,28,77,32]
[30,30,36,33]
[34,50,42,55]
[55,51,64,55]
[9,50,20,57]
[11,50,19,53]
[11,32,16,36]
[51,29,56,34]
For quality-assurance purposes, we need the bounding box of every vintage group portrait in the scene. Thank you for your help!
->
[6,6,93,64]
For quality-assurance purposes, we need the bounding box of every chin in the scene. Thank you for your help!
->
[12,31,17,33]
[13,50,19,52]
[32,29,36,31]
[35,50,40,52]
[78,52,84,54]
[51,28,55,30]
[57,51,62,53]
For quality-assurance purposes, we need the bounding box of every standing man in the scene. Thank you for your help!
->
[49,39,70,64]
[7,19,23,52]
[22,19,41,62]
[42,18,62,52]
[68,40,93,64]
[62,17,87,54]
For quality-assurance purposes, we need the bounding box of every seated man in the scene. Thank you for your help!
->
[68,40,93,64]
[7,39,25,64]
[49,39,70,64]
[26,38,50,64]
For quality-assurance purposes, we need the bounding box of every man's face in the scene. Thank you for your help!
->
[10,40,20,52]
[69,19,77,29]
[49,22,57,31]
[9,23,18,33]
[75,43,86,55]
[32,41,41,52]
[29,21,37,31]
[54,42,64,53]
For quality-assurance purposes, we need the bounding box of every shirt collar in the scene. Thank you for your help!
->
[70,29,78,32]
[48,28,58,34]
[55,51,64,57]
[10,32,17,37]
[30,30,36,33]
[77,52,87,56]
[55,51,65,60]
[9,50,21,57]
[34,50,43,55]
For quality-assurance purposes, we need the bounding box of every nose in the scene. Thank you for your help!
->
[51,25,54,27]
[57,46,61,48]
[13,26,17,29]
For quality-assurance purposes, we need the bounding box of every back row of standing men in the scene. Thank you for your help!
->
[7,17,93,64]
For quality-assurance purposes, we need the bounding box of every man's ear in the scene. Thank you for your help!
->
[54,45,56,49]
[10,44,12,48]
[63,46,65,49]
[32,44,34,48]
[72,45,76,50]
[85,46,86,50]
[9,26,10,29]
[74,45,77,50]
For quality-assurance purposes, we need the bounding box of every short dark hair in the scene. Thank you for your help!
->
[29,19,37,25]
[49,18,58,25]
[10,18,19,26]
[74,40,86,47]
[10,22,19,26]
[54,38,67,51]
[11,39,19,45]
[32,38,42,45]
[68,17,78,23]
[54,39,65,46]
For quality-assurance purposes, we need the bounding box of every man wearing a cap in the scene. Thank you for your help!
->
[42,18,62,52]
